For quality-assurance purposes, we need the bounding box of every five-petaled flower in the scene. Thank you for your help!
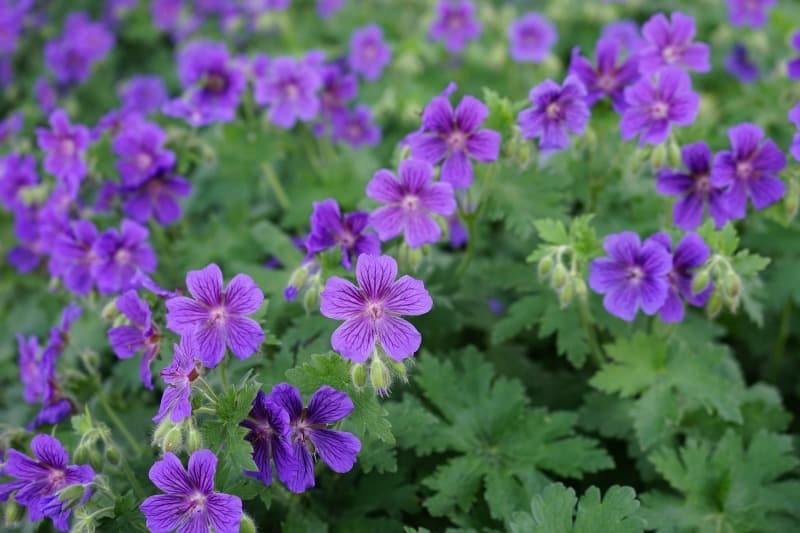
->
[517,75,590,151]
[650,232,711,323]
[107,290,162,389]
[36,109,90,195]
[305,198,381,270]
[508,12,557,64]
[637,12,710,75]
[569,37,640,113]
[153,336,200,424]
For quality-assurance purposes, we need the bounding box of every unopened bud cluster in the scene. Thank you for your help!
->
[350,344,409,397]
[284,261,322,313]
[693,254,743,318]
[537,245,588,308]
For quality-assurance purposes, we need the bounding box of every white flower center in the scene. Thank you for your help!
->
[136,152,153,170]
[628,266,644,282]
[662,45,680,64]
[366,301,384,320]
[402,194,420,211]
[61,138,76,156]
[736,161,753,178]
[545,102,561,120]
[114,248,131,264]
[650,101,669,119]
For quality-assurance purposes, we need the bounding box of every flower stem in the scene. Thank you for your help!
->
[770,300,792,382]
[454,163,498,283]
[578,298,605,367]
[262,163,290,210]
[118,455,146,500]
[99,397,142,457]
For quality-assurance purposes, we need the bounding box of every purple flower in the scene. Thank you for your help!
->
[119,75,168,114]
[267,383,361,493]
[725,43,759,83]
[508,12,557,63]
[348,25,391,82]
[121,166,192,225]
[0,3,26,56]
[91,219,157,295]
[0,111,23,146]
[317,0,345,19]
[447,213,468,247]
[254,55,323,128]
[429,0,481,53]
[36,109,90,194]
[331,105,381,148]
[569,38,640,112]
[34,78,57,115]
[165,263,265,367]
[28,399,73,431]
[517,76,590,151]
[240,390,293,487]
[620,67,699,146]
[320,254,432,361]
[656,142,730,230]
[306,198,380,269]
[787,31,800,80]
[589,232,672,322]
[727,0,775,28]
[788,103,800,162]
[108,290,162,389]
[601,20,643,52]
[113,118,176,187]
[638,12,710,75]
[711,123,787,219]
[319,63,358,118]
[140,450,242,533]
[153,337,199,423]
[44,12,114,85]
[0,153,38,210]
[650,232,711,323]
[18,334,45,403]
[152,0,182,31]
[366,159,456,247]
[407,87,500,189]
[0,435,94,532]
[51,219,100,296]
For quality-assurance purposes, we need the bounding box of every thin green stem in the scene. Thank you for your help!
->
[262,163,290,210]
[219,359,229,390]
[454,163,498,283]
[118,456,146,500]
[770,301,792,382]
[99,398,142,457]
[578,298,605,367]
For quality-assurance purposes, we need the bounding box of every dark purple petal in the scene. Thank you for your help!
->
[225,316,264,359]
[376,315,422,360]
[331,315,375,362]
[186,263,223,307]
[320,277,366,320]
[306,386,354,424]
[148,452,192,495]
[307,428,361,473]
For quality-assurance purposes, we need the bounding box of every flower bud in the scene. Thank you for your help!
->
[73,446,91,466]
[4,501,20,524]
[302,282,321,313]
[369,358,391,396]
[650,143,667,170]
[186,425,202,452]
[386,358,408,382]
[101,299,120,322]
[573,277,588,301]
[537,255,554,280]
[558,280,574,308]
[723,272,741,300]
[163,426,183,453]
[239,515,257,533]
[668,139,682,168]
[350,363,367,388]
[691,270,710,295]
[104,446,120,465]
[286,266,309,296]
[551,263,568,290]
[706,288,723,319]
[785,178,799,220]
[58,484,87,509]
[152,419,173,446]
[88,450,103,472]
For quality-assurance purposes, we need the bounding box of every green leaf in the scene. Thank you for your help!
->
[491,295,546,344]
[534,219,570,245]
[537,301,589,368]
[423,455,488,517]
[590,333,668,397]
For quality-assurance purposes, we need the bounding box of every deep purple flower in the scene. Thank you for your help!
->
[601,20,643,52]
[92,108,140,139]
[121,166,192,225]
[165,263,265,367]
[620,67,699,146]
[18,334,45,403]
[650,232,711,323]
[113,118,176,187]
[408,88,500,189]
[727,0,775,28]
[508,12,557,63]
[0,435,94,532]
[517,76,590,151]
[240,390,293,487]
[429,0,481,53]
[0,153,38,210]
[366,159,456,247]
[119,75,168,114]
[152,0,182,31]
[725,43,759,83]
[0,2,27,56]
[589,232,672,322]
[36,109,90,194]
[254,55,323,128]
[317,0,344,19]
[44,12,114,85]
[108,290,162,389]
[320,254,432,361]
[656,142,729,230]
[638,12,710,75]
[34,78,57,115]
[569,38,640,112]
[91,219,157,295]
[348,25,391,81]
[319,63,358,118]
[306,198,380,269]
[51,219,100,296]
[711,123,787,219]
[28,399,73,431]
[153,337,199,423]
[268,383,361,493]
[0,111,23,146]
[140,450,242,533]
[787,31,800,80]
[331,105,382,148]
[447,213,468,247]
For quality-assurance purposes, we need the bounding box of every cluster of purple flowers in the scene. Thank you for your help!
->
[44,12,115,86]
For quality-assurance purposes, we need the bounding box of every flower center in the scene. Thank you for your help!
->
[210,306,227,325]
[188,491,207,514]
[597,73,615,91]
[650,101,669,119]
[662,45,680,64]
[61,138,76,156]
[694,173,712,194]
[736,161,753,178]
[284,83,300,101]
[346,124,363,140]
[47,469,66,489]
[366,301,384,320]
[545,101,561,120]
[136,152,153,170]
[204,72,227,94]
[627,265,644,282]
[446,130,467,152]
[114,248,131,264]
[363,43,378,59]
[402,194,420,211]
[339,230,355,247]
[446,14,464,30]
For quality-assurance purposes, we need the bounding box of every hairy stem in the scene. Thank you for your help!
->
[578,298,605,367]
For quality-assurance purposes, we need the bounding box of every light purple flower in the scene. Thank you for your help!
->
[429,0,481,53]
[51,219,100,296]
[36,109,90,194]
[119,75,168,114]
[589,232,672,322]
[0,111,23,146]
[34,78,57,115]
[91,219,157,295]
[0,2,27,56]
[569,38,640,112]
[319,63,358,118]
[108,290,162,389]
[317,0,344,19]
[650,232,711,323]
[638,12,710,75]
[0,153,38,210]
[725,43,759,83]
[517,76,590,151]
[366,159,456,247]
[711,123,787,219]
[151,0,182,31]
[153,337,199,423]
[306,198,380,270]
[727,0,775,28]
[320,254,432,361]
[18,334,45,403]
[241,389,293,487]
[165,263,265,367]
[656,142,729,230]
[408,87,500,189]
[0,435,94,532]
[508,12,557,63]
[140,450,242,533]
[121,166,192,225]
[44,12,114,85]
[787,31,800,80]
[620,67,699,146]
[113,118,176,187]
[254,55,323,128]
[331,105,382,148]
[601,20,643,52]
[267,383,361,493]
[348,25,391,82]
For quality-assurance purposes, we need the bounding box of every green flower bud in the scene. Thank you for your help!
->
[152,419,173,446]
[573,277,588,301]
[650,143,667,170]
[88,450,103,472]
[186,425,202,452]
[163,426,183,453]
[101,299,120,322]
[551,263,568,290]
[350,363,367,388]
[287,266,309,294]
[668,139,682,168]
[723,272,741,300]
[691,270,710,295]
[537,255,554,280]
[73,446,91,466]
[58,484,87,509]
[302,282,321,313]
[4,500,20,524]
[559,281,574,308]
[239,515,257,533]
[386,358,408,382]
[104,446,120,465]
[369,358,391,396]
[707,288,723,319]
[785,178,799,220]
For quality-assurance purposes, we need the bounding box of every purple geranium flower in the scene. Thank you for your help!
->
[601,20,643,52]
[306,198,381,270]
[569,38,640,112]
[348,24,391,82]
[0,111,23,146]
[727,0,775,28]
[656,141,730,229]
[176,40,247,123]
[638,12,710,75]
[36,109,91,194]
[317,0,345,19]
[254,55,323,128]
[165,263,264,367]
[508,12,557,63]
[788,31,800,80]
[240,390,293,487]
[711,123,787,219]
[650,232,711,323]
[0,153,39,210]
[140,450,242,533]
[589,232,672,322]
[268,383,361,493]
[0,435,94,532]
[407,87,500,189]
[320,254,432,361]
[119,75,168,114]
[517,76,590,151]
[620,67,699,146]
[121,166,192,225]
[429,0,481,53]
[108,290,162,389]
[788,103,800,162]
[725,43,759,83]
[51,219,100,296]
[319,63,358,118]
[34,77,57,115]
[91,219,157,295]
[153,337,199,423]
[113,118,176,187]
[331,105,382,148]
[36,302,82,408]
[44,12,114,85]
[18,334,45,403]
[366,159,456,247]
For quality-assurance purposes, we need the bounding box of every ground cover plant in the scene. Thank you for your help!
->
[1,0,800,531]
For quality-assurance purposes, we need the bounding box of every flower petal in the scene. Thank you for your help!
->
[331,316,375,363]
[224,274,264,315]
[225,316,264,360]
[308,428,361,473]
[306,386,354,424]
[205,492,242,533]
[383,275,432,315]
[149,452,192,494]
[268,383,304,420]
[194,322,226,368]
[376,315,422,360]
[320,277,366,320]
[366,169,403,203]
[141,494,186,533]
[165,296,210,335]
[186,263,224,307]
[188,449,217,495]
[356,254,397,299]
